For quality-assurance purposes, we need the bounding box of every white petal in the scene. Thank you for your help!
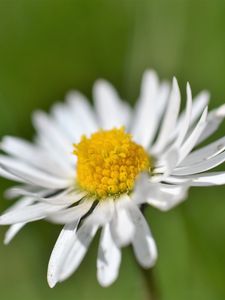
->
[174,83,192,147]
[4,223,26,245]
[97,223,121,287]
[66,91,99,135]
[48,200,94,224]
[5,185,52,199]
[42,190,87,206]
[3,197,34,243]
[128,204,157,268]
[155,148,179,180]
[5,187,86,207]
[146,183,189,211]
[88,198,115,226]
[110,196,135,247]
[173,150,225,176]
[197,104,225,144]
[179,136,225,167]
[93,79,131,129]
[33,110,71,147]
[47,221,79,288]
[36,133,76,173]
[32,111,75,168]
[154,82,171,127]
[152,77,181,154]
[131,70,160,147]
[165,148,180,173]
[132,173,153,205]
[189,91,210,125]
[162,176,190,185]
[177,107,208,163]
[0,136,69,177]
[51,102,84,142]
[0,202,60,225]
[39,190,87,206]
[181,172,225,186]
[0,167,24,182]
[174,90,209,137]
[4,196,34,211]
[57,199,114,282]
[0,155,71,189]
[58,221,98,282]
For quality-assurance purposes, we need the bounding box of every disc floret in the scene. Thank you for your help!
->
[73,128,150,198]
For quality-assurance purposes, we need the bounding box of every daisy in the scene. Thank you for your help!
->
[0,70,225,288]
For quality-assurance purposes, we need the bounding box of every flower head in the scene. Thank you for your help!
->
[0,70,225,287]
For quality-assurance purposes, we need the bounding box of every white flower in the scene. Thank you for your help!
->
[0,70,225,288]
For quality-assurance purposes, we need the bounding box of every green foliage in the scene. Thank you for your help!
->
[0,0,225,299]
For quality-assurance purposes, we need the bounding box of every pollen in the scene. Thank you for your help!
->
[73,128,150,198]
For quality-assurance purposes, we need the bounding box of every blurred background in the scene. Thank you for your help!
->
[0,0,225,299]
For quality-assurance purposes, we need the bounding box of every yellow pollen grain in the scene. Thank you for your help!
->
[73,127,150,198]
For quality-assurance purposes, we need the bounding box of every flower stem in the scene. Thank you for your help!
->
[140,267,159,300]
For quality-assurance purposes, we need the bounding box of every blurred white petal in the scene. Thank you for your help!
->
[128,204,157,268]
[0,155,71,189]
[93,79,131,129]
[131,70,160,147]
[47,221,79,288]
[97,223,121,287]
[152,77,181,154]
[177,107,208,163]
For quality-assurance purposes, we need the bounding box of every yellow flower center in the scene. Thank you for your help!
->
[73,128,150,198]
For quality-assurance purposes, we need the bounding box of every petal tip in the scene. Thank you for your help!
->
[217,104,225,117]
[186,82,192,95]
[47,274,57,288]
[98,279,114,288]
[97,270,118,288]
[3,236,10,245]
[172,76,178,85]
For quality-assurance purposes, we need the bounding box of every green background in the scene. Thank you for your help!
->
[0,0,225,299]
